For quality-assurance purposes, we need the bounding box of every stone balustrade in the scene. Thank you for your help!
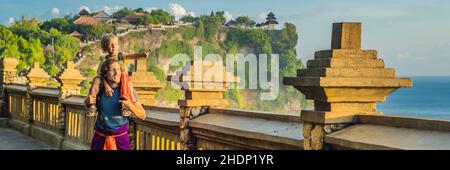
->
[3,22,450,150]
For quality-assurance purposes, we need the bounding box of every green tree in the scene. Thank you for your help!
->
[235,16,256,28]
[112,8,134,20]
[195,20,205,38]
[180,15,197,23]
[10,16,44,40]
[16,37,45,70]
[0,25,17,46]
[135,8,144,13]
[149,9,172,24]
[280,23,298,48]
[41,18,70,33]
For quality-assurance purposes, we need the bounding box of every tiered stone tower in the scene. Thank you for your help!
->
[56,61,85,99]
[169,60,239,149]
[284,22,412,149]
[131,59,164,106]
[27,62,50,89]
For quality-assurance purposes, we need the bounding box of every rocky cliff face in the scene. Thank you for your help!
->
[76,27,310,114]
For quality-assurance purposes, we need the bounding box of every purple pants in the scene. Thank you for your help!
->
[91,124,130,150]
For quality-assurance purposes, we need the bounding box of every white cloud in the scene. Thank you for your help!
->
[51,8,60,17]
[7,17,15,26]
[223,11,233,22]
[187,12,196,17]
[168,3,195,21]
[396,52,413,59]
[144,7,159,13]
[257,12,267,21]
[79,5,91,13]
[101,5,123,15]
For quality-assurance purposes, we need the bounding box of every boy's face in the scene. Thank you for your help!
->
[107,37,119,56]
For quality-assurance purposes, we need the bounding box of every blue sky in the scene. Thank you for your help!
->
[1,0,450,76]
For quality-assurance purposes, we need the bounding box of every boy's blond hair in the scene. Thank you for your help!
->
[101,34,118,53]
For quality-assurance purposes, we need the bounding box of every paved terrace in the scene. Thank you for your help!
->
[0,118,52,150]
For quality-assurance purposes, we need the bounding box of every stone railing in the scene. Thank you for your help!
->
[4,22,450,150]
[60,95,95,150]
[190,108,302,150]
[132,106,181,150]
[5,84,28,121]
[0,57,303,150]
[4,84,29,134]
[30,87,62,132]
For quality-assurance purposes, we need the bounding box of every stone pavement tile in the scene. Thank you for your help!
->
[0,128,54,150]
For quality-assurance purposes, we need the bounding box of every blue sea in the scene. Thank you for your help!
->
[378,76,450,120]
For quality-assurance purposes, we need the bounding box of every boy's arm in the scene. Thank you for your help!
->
[123,49,151,61]
[103,78,114,96]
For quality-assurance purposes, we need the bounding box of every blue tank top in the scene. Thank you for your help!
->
[95,85,138,132]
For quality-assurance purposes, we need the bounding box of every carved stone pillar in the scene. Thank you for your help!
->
[27,62,50,89]
[131,59,164,106]
[129,59,164,150]
[0,58,19,117]
[56,61,85,99]
[283,22,412,150]
[56,61,85,131]
[24,62,51,131]
[169,60,239,150]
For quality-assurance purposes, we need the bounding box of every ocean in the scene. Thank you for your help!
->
[378,76,450,120]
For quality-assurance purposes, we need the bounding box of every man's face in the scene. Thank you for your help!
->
[106,62,122,84]
[107,37,119,56]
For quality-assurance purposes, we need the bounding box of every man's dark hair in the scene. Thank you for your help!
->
[99,59,123,79]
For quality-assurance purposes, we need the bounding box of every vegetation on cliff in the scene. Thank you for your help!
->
[0,17,80,76]
[0,10,309,113]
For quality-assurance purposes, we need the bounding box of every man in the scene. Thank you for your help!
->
[86,59,146,150]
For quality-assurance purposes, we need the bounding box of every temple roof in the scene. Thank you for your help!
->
[93,11,110,18]
[79,9,90,16]
[123,12,145,23]
[69,31,83,37]
[73,16,98,25]
[225,20,238,26]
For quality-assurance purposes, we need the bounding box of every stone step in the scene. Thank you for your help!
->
[178,99,229,107]
[300,110,383,124]
[297,68,396,78]
[307,58,385,68]
[185,91,224,100]
[314,49,378,59]
[283,76,412,88]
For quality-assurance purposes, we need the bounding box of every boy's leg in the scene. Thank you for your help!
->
[86,76,102,116]
[103,78,114,97]
[120,73,136,103]
[88,76,102,99]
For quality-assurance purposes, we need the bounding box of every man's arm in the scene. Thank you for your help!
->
[121,89,146,120]
[129,102,146,120]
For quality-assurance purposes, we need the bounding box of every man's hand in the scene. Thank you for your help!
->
[122,110,132,117]
[119,96,133,111]
[119,96,146,120]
